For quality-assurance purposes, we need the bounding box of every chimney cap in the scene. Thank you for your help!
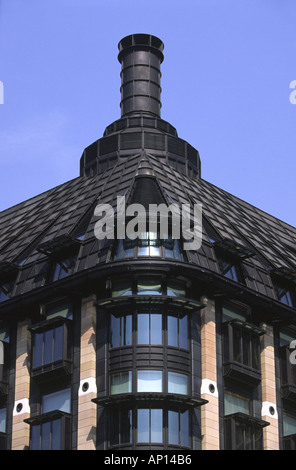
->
[118,33,164,63]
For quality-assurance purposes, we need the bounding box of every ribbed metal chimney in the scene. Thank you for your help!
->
[118,33,164,117]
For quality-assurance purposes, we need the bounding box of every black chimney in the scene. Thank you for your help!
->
[118,33,164,117]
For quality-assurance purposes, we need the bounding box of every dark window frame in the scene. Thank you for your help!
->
[222,319,264,386]
[224,412,268,450]
[25,410,72,451]
[29,316,73,380]
[109,310,189,352]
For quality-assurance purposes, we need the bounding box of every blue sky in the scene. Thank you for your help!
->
[0,0,295,228]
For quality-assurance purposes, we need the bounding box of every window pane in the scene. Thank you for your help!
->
[168,316,178,347]
[283,413,296,437]
[233,328,242,363]
[222,305,246,323]
[167,281,185,297]
[112,282,132,297]
[149,246,161,257]
[0,408,6,433]
[41,421,51,450]
[138,246,149,256]
[138,314,149,344]
[121,409,132,444]
[224,392,249,416]
[42,388,71,414]
[54,326,64,362]
[168,410,179,445]
[124,315,132,346]
[111,372,132,395]
[242,331,251,367]
[179,316,188,349]
[33,332,43,368]
[150,314,162,344]
[168,372,188,395]
[51,419,61,450]
[138,280,162,295]
[110,409,120,446]
[31,425,41,450]
[46,304,72,320]
[137,370,163,392]
[151,409,163,443]
[235,421,245,450]
[44,329,53,365]
[180,410,190,447]
[252,336,260,371]
[111,315,120,348]
[115,239,124,259]
[137,409,149,443]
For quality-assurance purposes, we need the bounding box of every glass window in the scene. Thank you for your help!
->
[110,315,132,348]
[168,315,188,349]
[31,418,64,451]
[164,237,182,260]
[112,281,132,297]
[0,280,15,303]
[110,409,132,446]
[224,391,250,416]
[46,304,72,321]
[0,408,6,433]
[42,388,71,414]
[138,232,161,257]
[168,372,189,395]
[137,279,162,295]
[168,410,189,447]
[167,281,186,297]
[275,284,295,307]
[115,239,135,259]
[33,325,65,369]
[137,313,162,345]
[222,305,246,323]
[137,370,163,392]
[137,409,163,443]
[217,257,239,282]
[111,371,132,395]
[52,255,77,282]
[283,413,296,437]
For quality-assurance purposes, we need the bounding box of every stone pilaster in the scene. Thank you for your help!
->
[200,297,220,450]
[77,295,97,450]
[260,323,279,450]
[11,319,31,450]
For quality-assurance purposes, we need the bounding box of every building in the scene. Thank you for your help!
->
[0,33,296,451]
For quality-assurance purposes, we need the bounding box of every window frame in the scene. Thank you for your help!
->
[30,315,73,380]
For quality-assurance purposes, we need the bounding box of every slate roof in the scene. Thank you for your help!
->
[0,150,296,312]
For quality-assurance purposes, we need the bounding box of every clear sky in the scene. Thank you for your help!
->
[0,0,295,228]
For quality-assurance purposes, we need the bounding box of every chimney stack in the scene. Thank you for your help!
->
[118,33,164,117]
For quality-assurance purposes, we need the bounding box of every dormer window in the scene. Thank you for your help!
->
[214,239,255,285]
[271,268,296,308]
[0,280,15,303]
[274,284,295,308]
[52,255,77,282]
[37,235,80,284]
[217,256,240,282]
